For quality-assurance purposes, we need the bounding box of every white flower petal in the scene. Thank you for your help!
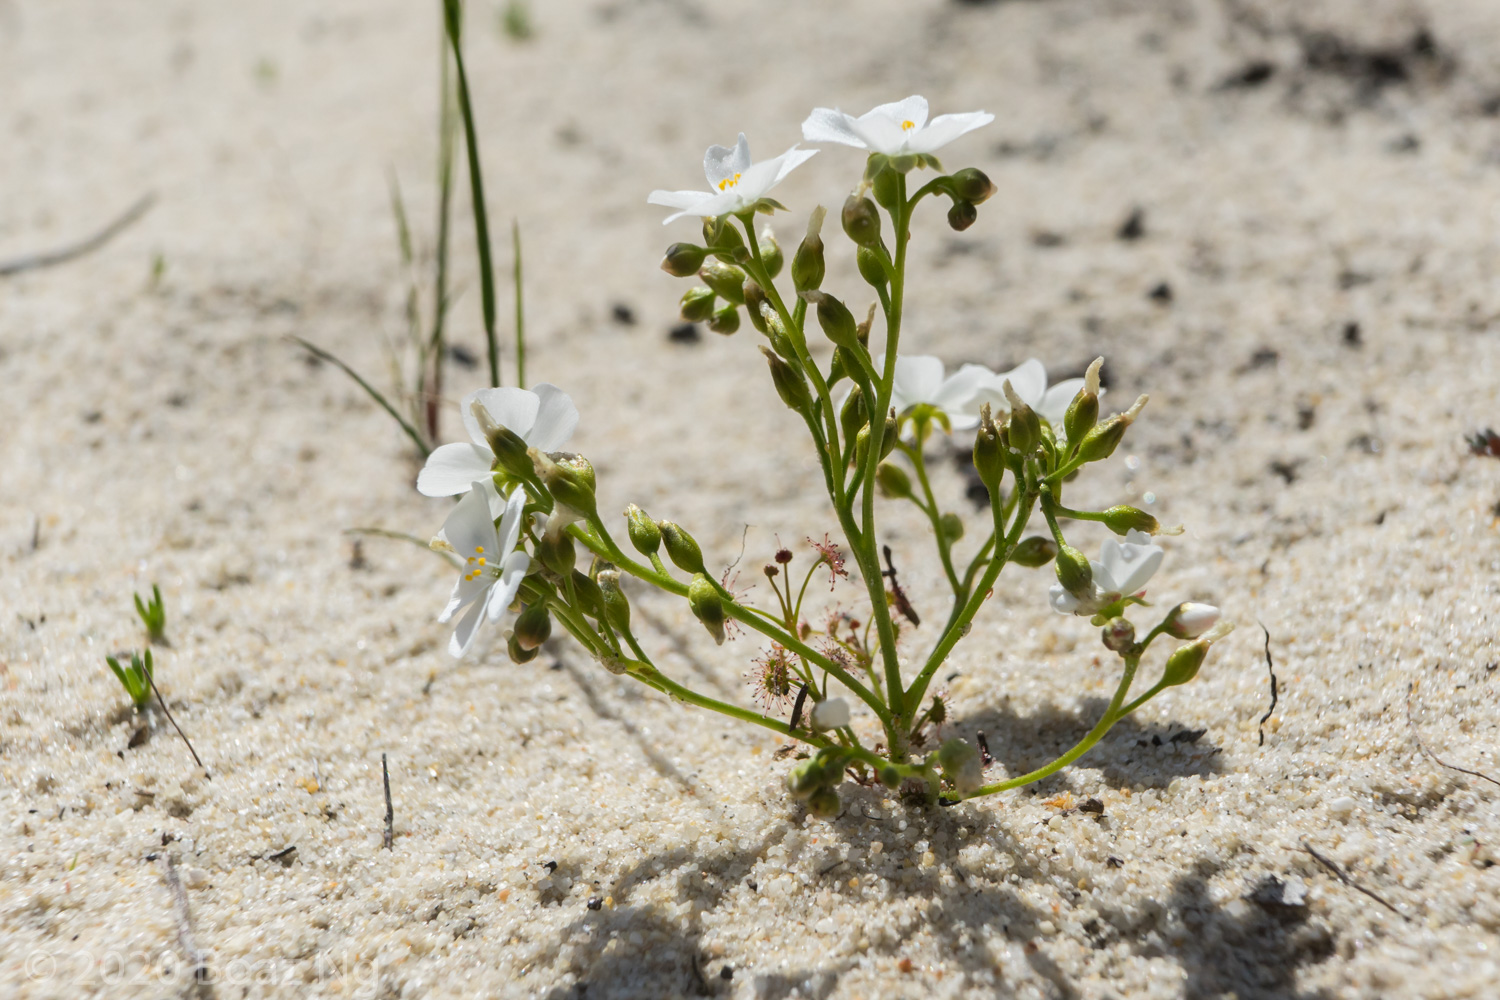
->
[934,363,994,415]
[417,443,494,497]
[704,134,751,186]
[848,113,909,156]
[1048,583,1080,615]
[448,597,488,657]
[996,359,1048,408]
[440,482,501,564]
[647,188,714,211]
[1099,534,1164,596]
[463,387,541,448]
[905,111,994,155]
[527,383,579,452]
[771,146,819,186]
[868,95,930,133]
[657,189,741,224]
[890,355,946,411]
[496,486,528,551]
[801,107,867,148]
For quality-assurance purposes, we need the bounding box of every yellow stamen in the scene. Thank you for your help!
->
[477,557,486,566]
[901,120,915,131]
[475,546,483,553]
[716,172,742,192]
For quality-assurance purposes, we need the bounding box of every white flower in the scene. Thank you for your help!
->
[1049,529,1164,615]
[801,95,993,158]
[810,698,851,731]
[434,481,531,658]
[648,134,817,225]
[968,360,1094,434]
[887,354,996,431]
[416,384,578,498]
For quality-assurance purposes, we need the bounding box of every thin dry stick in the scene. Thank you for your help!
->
[0,194,156,276]
[145,669,208,778]
[1258,622,1278,746]
[382,753,394,850]
[1406,681,1500,790]
[1300,841,1405,919]
[162,854,210,984]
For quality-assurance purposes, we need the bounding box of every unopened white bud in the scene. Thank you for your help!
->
[1165,602,1220,639]
[1084,357,1103,397]
[810,697,851,731]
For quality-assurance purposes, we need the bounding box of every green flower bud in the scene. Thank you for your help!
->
[791,206,826,292]
[698,260,746,305]
[939,512,964,542]
[804,290,860,353]
[536,529,577,576]
[1101,505,1159,536]
[972,404,1005,496]
[660,242,707,277]
[852,411,898,469]
[890,153,919,174]
[787,758,822,800]
[840,384,868,445]
[876,461,912,499]
[878,765,902,790]
[570,569,606,621]
[625,504,661,556]
[1063,358,1103,444]
[1101,616,1135,654]
[532,449,597,525]
[870,166,900,211]
[514,602,553,651]
[658,520,705,575]
[1076,395,1149,465]
[936,738,985,795]
[1162,641,1206,687]
[1002,381,1041,455]
[708,303,740,336]
[1055,543,1094,602]
[841,193,882,247]
[879,411,898,460]
[856,245,888,291]
[947,200,977,232]
[757,225,784,278]
[507,633,540,664]
[688,573,727,645]
[760,345,812,413]
[948,168,996,204]
[470,400,533,479]
[807,786,842,819]
[596,568,631,634]
[761,304,797,361]
[679,286,716,323]
[742,280,769,333]
[703,215,745,254]
[1009,535,1058,568]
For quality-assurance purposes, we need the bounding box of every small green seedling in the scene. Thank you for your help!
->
[106,650,155,711]
[501,1,533,41]
[134,583,166,644]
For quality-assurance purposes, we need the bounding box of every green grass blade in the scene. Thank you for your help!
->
[512,219,525,388]
[443,0,501,388]
[292,337,431,457]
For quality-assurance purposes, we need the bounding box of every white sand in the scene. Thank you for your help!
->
[3,0,1499,996]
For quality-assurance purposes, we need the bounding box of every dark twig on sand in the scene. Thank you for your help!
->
[0,194,156,277]
[1258,623,1278,746]
[382,753,394,850]
[145,669,208,778]
[1406,681,1500,790]
[162,854,210,985]
[1301,841,1405,919]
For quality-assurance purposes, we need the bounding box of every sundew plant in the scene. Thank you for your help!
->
[410,94,1232,814]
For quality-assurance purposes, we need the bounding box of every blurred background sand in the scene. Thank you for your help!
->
[3,1,1499,997]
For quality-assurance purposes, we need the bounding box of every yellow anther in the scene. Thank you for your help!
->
[716,172,742,192]
[475,546,484,553]
[901,120,915,131]
[478,557,486,566]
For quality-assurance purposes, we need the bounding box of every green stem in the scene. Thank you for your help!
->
[512,220,526,388]
[901,442,961,593]
[955,655,1143,799]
